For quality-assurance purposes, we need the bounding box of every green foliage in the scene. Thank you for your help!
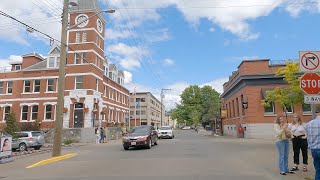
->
[171,85,221,126]
[262,61,304,107]
[63,139,76,145]
[4,113,20,138]
[20,119,41,131]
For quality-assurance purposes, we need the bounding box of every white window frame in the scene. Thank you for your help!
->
[3,106,11,121]
[284,105,294,114]
[47,79,55,92]
[48,57,55,68]
[75,32,80,43]
[81,52,86,63]
[31,105,38,121]
[23,80,31,93]
[21,105,29,121]
[82,31,87,42]
[15,65,21,71]
[45,104,53,120]
[6,81,13,94]
[96,79,99,91]
[33,80,41,93]
[104,85,106,97]
[56,57,60,67]
[75,76,84,89]
[0,82,3,94]
[75,53,80,64]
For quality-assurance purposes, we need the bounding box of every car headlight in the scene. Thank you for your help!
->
[123,137,129,141]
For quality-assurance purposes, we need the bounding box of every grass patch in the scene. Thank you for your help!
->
[63,139,76,145]
[304,177,314,180]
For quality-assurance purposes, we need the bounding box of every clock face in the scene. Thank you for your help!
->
[97,19,103,33]
[75,14,89,28]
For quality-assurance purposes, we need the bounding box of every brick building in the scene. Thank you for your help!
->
[0,0,129,131]
[221,60,312,139]
[129,92,164,128]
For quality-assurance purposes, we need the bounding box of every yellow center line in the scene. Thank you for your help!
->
[26,153,77,169]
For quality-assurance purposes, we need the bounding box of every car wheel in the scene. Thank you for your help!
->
[34,146,41,150]
[123,146,129,150]
[146,139,152,149]
[19,143,27,152]
[172,135,175,139]
[154,139,158,145]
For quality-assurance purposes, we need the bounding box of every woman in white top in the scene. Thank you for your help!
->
[274,116,294,175]
[288,114,308,172]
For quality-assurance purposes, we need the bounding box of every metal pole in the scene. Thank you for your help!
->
[134,92,136,127]
[52,0,68,157]
[160,90,163,127]
[139,101,141,126]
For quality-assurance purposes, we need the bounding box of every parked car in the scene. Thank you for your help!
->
[12,131,45,151]
[122,125,158,150]
[158,126,174,139]
[181,126,191,130]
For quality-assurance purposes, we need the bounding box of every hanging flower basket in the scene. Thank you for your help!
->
[84,107,89,113]
[120,122,125,127]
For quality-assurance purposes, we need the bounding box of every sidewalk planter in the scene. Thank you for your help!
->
[84,107,89,113]
[63,107,68,113]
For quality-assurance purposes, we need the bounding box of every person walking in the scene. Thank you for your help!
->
[288,114,308,172]
[95,127,100,144]
[100,127,105,143]
[305,108,320,180]
[274,116,294,175]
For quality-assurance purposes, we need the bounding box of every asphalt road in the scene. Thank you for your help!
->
[0,130,314,180]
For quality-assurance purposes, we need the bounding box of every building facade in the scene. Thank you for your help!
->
[0,0,129,131]
[221,60,312,139]
[164,112,177,128]
[129,92,165,128]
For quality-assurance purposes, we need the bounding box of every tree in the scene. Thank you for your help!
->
[171,85,221,127]
[4,112,20,138]
[262,61,304,111]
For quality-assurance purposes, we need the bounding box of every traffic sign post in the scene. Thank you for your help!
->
[299,51,320,72]
[300,73,320,94]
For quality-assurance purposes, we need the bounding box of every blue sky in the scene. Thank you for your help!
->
[0,0,320,109]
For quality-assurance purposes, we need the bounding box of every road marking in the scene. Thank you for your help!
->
[26,153,77,169]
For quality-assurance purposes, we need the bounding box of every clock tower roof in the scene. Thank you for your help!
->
[69,0,105,22]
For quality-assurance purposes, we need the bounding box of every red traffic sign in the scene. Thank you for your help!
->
[299,51,320,72]
[300,73,320,94]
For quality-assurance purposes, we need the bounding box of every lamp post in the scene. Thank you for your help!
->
[52,0,115,157]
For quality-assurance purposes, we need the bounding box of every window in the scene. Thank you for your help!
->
[284,104,293,114]
[264,102,275,114]
[82,32,87,42]
[117,92,120,102]
[3,106,10,121]
[82,53,86,63]
[76,76,83,89]
[105,67,108,77]
[236,98,239,117]
[141,110,146,115]
[0,82,3,94]
[56,57,60,67]
[75,32,80,43]
[21,105,28,121]
[75,54,80,64]
[96,79,99,91]
[104,86,106,96]
[241,95,245,116]
[24,80,31,93]
[48,57,55,68]
[130,98,134,103]
[109,72,113,79]
[31,105,38,120]
[15,65,21,70]
[47,79,54,92]
[302,103,311,112]
[34,80,40,92]
[45,105,52,120]
[7,81,12,94]
[141,98,146,102]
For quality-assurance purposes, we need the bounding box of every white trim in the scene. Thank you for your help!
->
[45,91,57,94]
[66,72,103,81]
[43,102,57,105]
[44,104,54,121]
[69,28,104,40]
[2,105,11,122]
[0,97,57,102]
[0,76,58,82]
[23,80,31,93]
[103,101,129,110]
[67,49,104,61]
[109,106,115,110]
[6,81,12,94]
[21,92,40,95]
[0,104,12,108]
[33,79,41,93]
[103,82,129,97]
[68,42,104,52]
[46,79,56,92]
[20,103,39,106]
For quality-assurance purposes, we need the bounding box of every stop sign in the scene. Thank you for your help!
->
[300,73,320,94]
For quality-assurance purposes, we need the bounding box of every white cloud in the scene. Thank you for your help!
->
[144,28,171,43]
[123,71,133,84]
[163,58,175,66]
[0,55,22,72]
[105,28,133,40]
[107,43,148,70]
[201,77,229,94]
[0,0,62,45]
[209,27,215,32]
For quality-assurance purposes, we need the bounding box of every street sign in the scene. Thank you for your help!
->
[304,95,320,104]
[299,51,320,72]
[300,73,320,94]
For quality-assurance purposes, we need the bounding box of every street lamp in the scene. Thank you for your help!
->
[242,101,248,109]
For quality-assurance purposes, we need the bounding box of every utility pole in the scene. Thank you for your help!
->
[160,88,171,127]
[52,0,68,157]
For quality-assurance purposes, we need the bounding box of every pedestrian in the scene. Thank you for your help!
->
[274,116,294,175]
[288,114,308,172]
[95,127,100,144]
[100,127,105,143]
[305,108,320,180]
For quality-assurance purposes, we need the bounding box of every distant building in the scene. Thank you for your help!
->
[221,59,311,139]
[129,92,165,128]
[165,112,177,128]
[0,0,129,131]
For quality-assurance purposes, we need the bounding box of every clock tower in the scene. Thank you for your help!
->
[67,0,105,67]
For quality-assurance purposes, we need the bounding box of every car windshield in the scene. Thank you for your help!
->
[130,127,149,133]
[31,132,42,137]
[160,127,171,130]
